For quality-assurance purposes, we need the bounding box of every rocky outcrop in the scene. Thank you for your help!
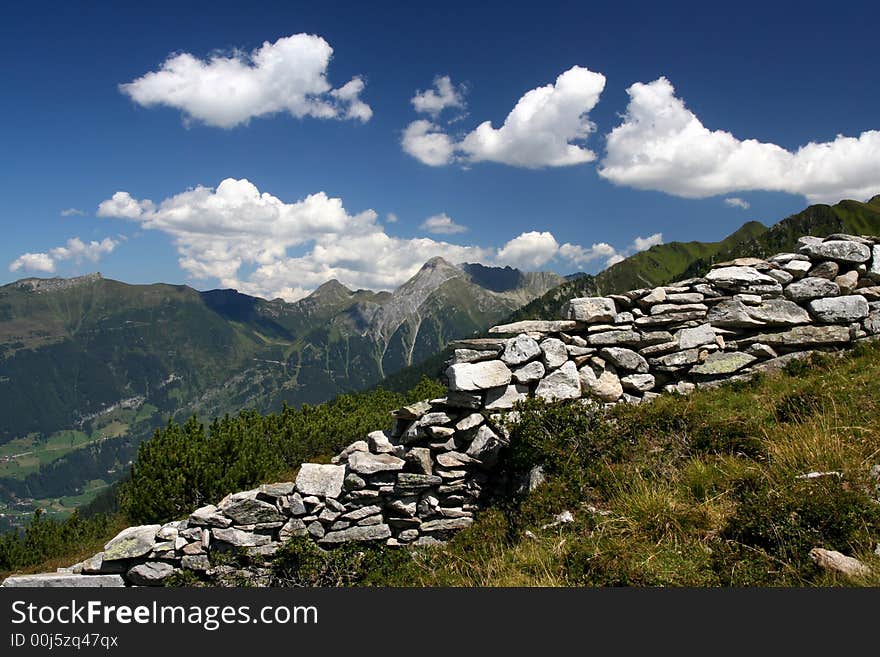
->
[6,233,880,587]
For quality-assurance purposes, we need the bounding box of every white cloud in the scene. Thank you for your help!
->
[401,120,455,166]
[385,212,399,223]
[631,232,663,251]
[411,75,466,118]
[9,252,56,273]
[98,191,155,218]
[119,33,371,128]
[558,241,618,268]
[96,179,665,300]
[9,237,119,274]
[606,254,625,266]
[496,231,560,269]
[420,213,467,234]
[403,66,607,168]
[724,197,750,210]
[97,178,492,301]
[61,208,84,217]
[599,77,880,204]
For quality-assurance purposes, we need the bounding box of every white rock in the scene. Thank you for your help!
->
[446,360,512,391]
[513,360,546,383]
[295,463,346,499]
[677,323,717,349]
[566,297,617,323]
[807,295,869,322]
[484,384,529,410]
[540,337,568,369]
[578,365,623,402]
[501,334,542,365]
[535,361,582,401]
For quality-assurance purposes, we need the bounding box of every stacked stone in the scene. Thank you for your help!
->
[6,233,880,587]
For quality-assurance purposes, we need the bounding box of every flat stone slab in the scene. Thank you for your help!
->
[446,360,512,391]
[103,524,161,561]
[295,463,345,499]
[488,320,578,334]
[690,351,756,375]
[2,573,125,587]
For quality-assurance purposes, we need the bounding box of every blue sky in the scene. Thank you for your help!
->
[2,0,879,300]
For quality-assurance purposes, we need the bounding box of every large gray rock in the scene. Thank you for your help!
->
[620,373,656,393]
[707,298,811,327]
[319,524,392,544]
[784,277,840,302]
[212,527,272,547]
[395,473,443,493]
[578,365,623,402]
[587,329,642,347]
[446,360,512,391]
[749,325,851,347]
[465,425,504,467]
[540,337,569,369]
[347,452,405,475]
[279,518,308,541]
[808,295,869,322]
[567,297,617,324]
[800,240,871,264]
[677,323,716,349]
[452,348,498,364]
[484,384,529,410]
[366,430,395,454]
[870,245,880,280]
[421,517,474,533]
[295,464,346,499]
[535,361,581,401]
[2,573,125,587]
[220,498,284,525]
[126,562,176,586]
[103,525,161,561]
[690,351,756,375]
[599,347,648,373]
[501,334,542,365]
[513,360,546,383]
[705,266,778,287]
[488,320,578,334]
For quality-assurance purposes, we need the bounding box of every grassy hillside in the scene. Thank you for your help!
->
[6,340,880,586]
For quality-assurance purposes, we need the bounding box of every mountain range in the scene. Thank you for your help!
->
[2,194,880,524]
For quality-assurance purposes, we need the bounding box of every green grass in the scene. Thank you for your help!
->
[364,341,880,587]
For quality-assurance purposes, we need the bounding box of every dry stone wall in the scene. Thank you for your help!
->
[5,233,880,587]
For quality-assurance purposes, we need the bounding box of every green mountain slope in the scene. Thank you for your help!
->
[0,261,561,520]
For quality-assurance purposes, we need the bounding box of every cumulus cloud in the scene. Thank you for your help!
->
[631,232,664,251]
[119,33,371,128]
[61,208,84,217]
[96,179,662,300]
[97,178,492,300]
[420,213,467,234]
[411,75,466,118]
[496,231,561,269]
[9,237,119,274]
[557,241,618,268]
[724,197,750,210]
[401,120,455,166]
[9,252,56,273]
[403,66,606,168]
[385,212,399,223]
[599,77,880,204]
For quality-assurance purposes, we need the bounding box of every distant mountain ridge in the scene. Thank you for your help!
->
[0,259,562,515]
